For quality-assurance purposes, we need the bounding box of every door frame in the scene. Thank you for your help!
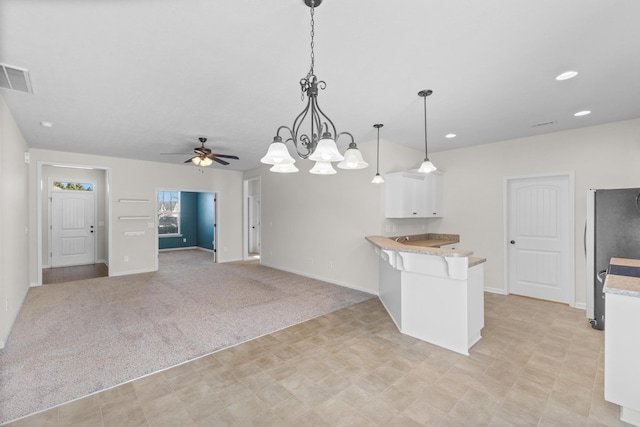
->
[154,188,218,271]
[36,161,112,286]
[503,171,576,306]
[48,177,97,267]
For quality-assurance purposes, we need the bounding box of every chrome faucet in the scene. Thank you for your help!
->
[394,236,410,243]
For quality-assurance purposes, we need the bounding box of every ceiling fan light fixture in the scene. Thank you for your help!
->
[265,0,366,175]
[201,157,213,167]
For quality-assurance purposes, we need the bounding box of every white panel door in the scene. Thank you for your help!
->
[507,175,571,303]
[51,191,95,267]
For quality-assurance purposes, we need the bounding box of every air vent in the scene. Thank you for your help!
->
[531,120,556,128]
[0,63,33,94]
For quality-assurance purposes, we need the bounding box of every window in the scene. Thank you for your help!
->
[52,181,94,191]
[158,191,180,236]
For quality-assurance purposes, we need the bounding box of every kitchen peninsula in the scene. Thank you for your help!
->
[366,234,486,355]
[604,257,640,426]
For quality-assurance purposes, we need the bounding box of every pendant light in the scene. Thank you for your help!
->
[371,124,384,184]
[417,89,437,173]
[260,0,367,174]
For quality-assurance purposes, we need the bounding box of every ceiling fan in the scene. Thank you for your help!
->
[163,137,239,166]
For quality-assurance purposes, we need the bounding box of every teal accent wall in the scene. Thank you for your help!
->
[159,192,214,251]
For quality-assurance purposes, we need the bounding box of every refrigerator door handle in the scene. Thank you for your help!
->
[597,269,607,284]
[583,220,587,257]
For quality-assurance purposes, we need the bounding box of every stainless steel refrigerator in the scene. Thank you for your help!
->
[586,188,640,330]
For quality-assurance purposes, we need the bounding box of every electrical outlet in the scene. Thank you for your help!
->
[124,256,129,262]
[183,238,187,243]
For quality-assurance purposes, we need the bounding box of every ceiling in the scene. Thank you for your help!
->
[2,0,640,171]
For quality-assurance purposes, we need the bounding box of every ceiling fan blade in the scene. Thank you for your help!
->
[210,154,239,160]
[184,157,196,163]
[211,157,230,166]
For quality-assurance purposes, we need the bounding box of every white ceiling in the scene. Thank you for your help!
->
[2,0,640,171]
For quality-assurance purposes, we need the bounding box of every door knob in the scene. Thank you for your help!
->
[510,240,515,244]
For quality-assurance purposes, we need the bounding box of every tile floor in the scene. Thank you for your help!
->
[8,294,628,426]
[42,263,108,285]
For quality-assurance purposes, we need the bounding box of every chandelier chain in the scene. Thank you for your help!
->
[309,1,315,77]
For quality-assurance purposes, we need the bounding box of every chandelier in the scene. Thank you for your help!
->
[260,0,368,175]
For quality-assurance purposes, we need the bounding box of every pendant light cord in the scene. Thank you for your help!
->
[374,123,384,174]
[418,89,432,161]
[423,94,428,161]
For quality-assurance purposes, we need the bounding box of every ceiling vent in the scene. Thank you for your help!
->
[0,63,33,94]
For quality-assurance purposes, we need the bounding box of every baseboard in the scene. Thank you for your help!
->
[218,257,245,263]
[259,261,378,296]
[109,267,157,277]
[484,286,507,295]
[572,302,586,310]
[1,280,30,349]
[30,282,41,287]
[159,246,197,252]
[97,258,108,265]
[196,247,214,254]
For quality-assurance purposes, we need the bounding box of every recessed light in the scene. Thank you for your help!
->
[574,110,591,117]
[445,133,456,139]
[40,121,53,127]
[556,71,578,81]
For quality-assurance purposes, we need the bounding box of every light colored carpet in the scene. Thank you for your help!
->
[0,251,373,424]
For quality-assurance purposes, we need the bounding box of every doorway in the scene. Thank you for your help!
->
[38,164,111,286]
[248,195,260,257]
[244,177,261,260]
[156,190,217,265]
[505,172,575,305]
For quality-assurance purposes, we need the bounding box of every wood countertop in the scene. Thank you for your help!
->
[366,234,486,265]
[604,257,640,298]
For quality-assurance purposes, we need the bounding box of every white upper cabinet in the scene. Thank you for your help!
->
[385,171,443,218]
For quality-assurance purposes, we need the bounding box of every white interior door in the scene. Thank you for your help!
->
[51,191,96,267]
[506,174,573,304]
[248,195,261,254]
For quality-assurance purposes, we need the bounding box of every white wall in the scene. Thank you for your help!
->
[248,118,640,305]
[29,149,244,284]
[0,95,30,348]
[245,136,438,294]
[430,118,640,305]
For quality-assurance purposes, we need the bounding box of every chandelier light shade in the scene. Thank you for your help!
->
[261,0,367,175]
[371,123,384,184]
[270,162,299,173]
[417,89,437,173]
